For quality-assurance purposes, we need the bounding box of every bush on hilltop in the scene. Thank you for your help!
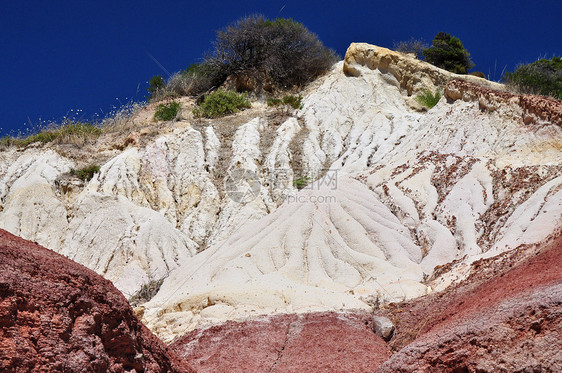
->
[393,38,428,60]
[204,15,338,89]
[423,32,474,74]
[504,56,562,99]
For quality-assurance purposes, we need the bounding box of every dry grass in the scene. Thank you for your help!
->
[4,121,102,147]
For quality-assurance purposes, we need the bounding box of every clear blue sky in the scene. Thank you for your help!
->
[1,0,560,137]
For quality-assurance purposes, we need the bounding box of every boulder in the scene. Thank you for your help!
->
[372,316,395,341]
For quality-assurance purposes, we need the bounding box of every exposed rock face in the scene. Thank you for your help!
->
[377,232,562,372]
[0,43,560,341]
[372,316,395,341]
[343,42,503,100]
[166,232,561,372]
[446,78,562,125]
[0,229,193,372]
[143,55,562,338]
[171,312,390,373]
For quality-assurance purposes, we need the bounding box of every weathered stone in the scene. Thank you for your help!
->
[377,232,562,372]
[0,229,193,372]
[343,42,504,97]
[446,78,562,125]
[372,316,395,340]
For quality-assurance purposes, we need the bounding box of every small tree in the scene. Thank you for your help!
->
[423,32,474,74]
[204,15,338,89]
[504,56,562,99]
[147,75,165,100]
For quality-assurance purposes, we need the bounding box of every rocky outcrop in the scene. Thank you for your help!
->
[446,78,562,125]
[343,42,504,99]
[377,231,562,372]
[0,229,193,372]
[142,59,562,338]
[171,312,390,373]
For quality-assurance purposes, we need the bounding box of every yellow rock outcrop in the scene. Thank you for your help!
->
[343,43,504,99]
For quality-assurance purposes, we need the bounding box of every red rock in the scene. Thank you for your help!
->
[445,78,562,125]
[171,312,390,373]
[0,229,194,373]
[377,232,562,372]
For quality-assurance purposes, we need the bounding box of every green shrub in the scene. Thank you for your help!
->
[504,56,562,99]
[193,91,251,118]
[282,95,303,109]
[70,164,100,181]
[423,32,474,74]
[154,101,181,121]
[393,38,428,60]
[147,75,165,101]
[416,89,442,108]
[293,176,311,189]
[267,98,283,107]
[204,15,338,90]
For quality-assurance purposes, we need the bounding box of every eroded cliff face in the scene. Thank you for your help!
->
[0,43,560,343]
[0,229,193,372]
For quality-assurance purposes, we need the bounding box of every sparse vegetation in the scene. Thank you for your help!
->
[504,56,562,99]
[282,95,303,110]
[293,176,311,189]
[416,89,442,109]
[393,38,428,60]
[154,101,181,121]
[70,164,100,181]
[193,91,251,118]
[164,63,217,98]
[100,100,144,133]
[7,121,102,147]
[266,98,283,107]
[129,278,164,307]
[423,32,474,74]
[147,75,165,101]
[267,95,303,110]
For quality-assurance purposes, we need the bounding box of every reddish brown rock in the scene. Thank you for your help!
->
[376,232,562,372]
[445,78,562,125]
[171,311,390,373]
[0,229,194,373]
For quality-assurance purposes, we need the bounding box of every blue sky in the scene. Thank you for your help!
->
[1,0,560,136]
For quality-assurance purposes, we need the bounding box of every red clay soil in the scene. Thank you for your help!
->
[171,311,390,373]
[376,232,562,372]
[0,229,194,373]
